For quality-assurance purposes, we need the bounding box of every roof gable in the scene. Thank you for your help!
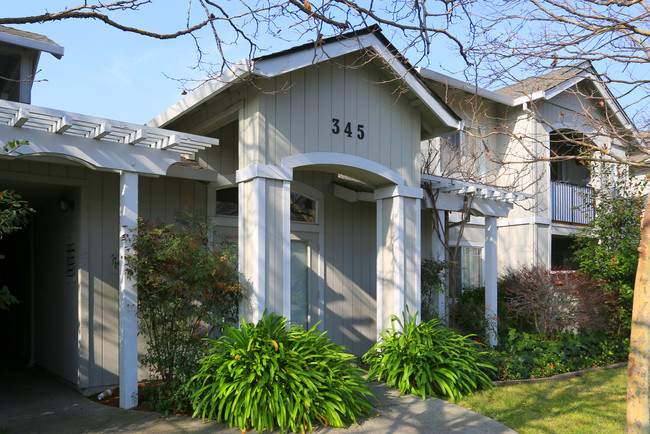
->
[148,26,460,134]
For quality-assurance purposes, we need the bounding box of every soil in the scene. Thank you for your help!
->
[90,383,156,412]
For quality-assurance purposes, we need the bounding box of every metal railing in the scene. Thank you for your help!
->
[551,181,594,224]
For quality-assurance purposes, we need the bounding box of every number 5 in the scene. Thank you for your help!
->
[357,124,365,140]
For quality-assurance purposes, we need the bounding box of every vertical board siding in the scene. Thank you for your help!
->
[255,60,422,187]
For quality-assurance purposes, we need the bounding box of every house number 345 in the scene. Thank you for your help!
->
[332,118,365,139]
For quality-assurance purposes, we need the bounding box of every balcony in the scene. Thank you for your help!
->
[551,181,594,225]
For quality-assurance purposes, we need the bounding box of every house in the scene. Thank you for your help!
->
[416,62,635,317]
[2,24,525,410]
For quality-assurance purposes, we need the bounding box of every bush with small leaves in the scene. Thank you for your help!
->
[363,310,495,402]
[187,312,375,433]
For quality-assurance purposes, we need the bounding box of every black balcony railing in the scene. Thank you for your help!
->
[551,181,594,224]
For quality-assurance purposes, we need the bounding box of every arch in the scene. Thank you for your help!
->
[282,152,406,187]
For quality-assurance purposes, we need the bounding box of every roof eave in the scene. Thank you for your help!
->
[0,32,64,59]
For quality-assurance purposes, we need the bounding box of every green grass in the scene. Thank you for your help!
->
[454,366,627,433]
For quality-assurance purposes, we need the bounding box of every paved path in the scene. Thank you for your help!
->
[0,363,516,433]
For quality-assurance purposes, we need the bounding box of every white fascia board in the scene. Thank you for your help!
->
[0,32,64,59]
[147,60,252,128]
[588,76,634,130]
[543,76,586,101]
[253,33,460,130]
[512,90,547,106]
[417,67,514,106]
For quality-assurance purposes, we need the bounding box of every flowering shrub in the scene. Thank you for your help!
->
[125,209,244,413]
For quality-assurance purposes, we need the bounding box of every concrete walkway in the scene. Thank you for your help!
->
[0,363,516,433]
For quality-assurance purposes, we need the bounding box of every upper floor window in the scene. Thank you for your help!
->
[215,187,317,223]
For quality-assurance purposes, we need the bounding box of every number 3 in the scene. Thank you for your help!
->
[331,118,340,134]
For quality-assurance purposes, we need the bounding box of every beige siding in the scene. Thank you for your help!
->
[0,159,209,390]
[253,58,422,187]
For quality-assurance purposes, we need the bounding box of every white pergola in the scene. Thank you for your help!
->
[0,99,219,409]
[422,174,528,346]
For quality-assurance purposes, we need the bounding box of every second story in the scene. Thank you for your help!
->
[417,62,636,227]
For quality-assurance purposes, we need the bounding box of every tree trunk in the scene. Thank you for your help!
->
[626,195,650,433]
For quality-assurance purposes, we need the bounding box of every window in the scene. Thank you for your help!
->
[290,192,316,223]
[442,130,464,154]
[215,188,317,223]
[452,246,482,294]
[215,187,238,216]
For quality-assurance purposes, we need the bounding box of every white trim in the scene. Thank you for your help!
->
[118,171,138,409]
[498,217,552,227]
[283,152,406,186]
[0,100,219,155]
[393,196,406,319]
[417,68,513,106]
[148,61,252,128]
[0,124,180,176]
[484,216,498,347]
[236,163,293,183]
[332,183,375,203]
[415,198,422,322]
[374,185,424,200]
[282,181,291,320]
[0,30,64,58]
[376,199,384,338]
[253,178,266,323]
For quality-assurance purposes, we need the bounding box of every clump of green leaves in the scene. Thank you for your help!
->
[420,258,449,322]
[188,312,375,433]
[363,311,494,402]
[0,190,35,310]
[488,329,629,381]
[573,174,646,335]
[126,209,244,413]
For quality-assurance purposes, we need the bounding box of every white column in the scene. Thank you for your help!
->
[236,164,293,324]
[485,216,498,347]
[118,171,138,409]
[375,185,423,336]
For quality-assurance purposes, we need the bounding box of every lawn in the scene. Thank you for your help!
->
[454,366,627,433]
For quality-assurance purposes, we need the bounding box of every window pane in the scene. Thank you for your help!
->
[290,192,316,222]
[215,187,238,216]
[291,240,309,329]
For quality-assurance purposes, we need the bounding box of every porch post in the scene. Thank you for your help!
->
[118,171,138,409]
[236,164,293,323]
[375,185,423,336]
[485,216,498,347]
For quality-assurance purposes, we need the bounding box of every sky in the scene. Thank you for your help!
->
[3,1,468,126]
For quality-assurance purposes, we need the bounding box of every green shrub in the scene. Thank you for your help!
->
[188,312,374,433]
[125,209,244,413]
[362,311,495,402]
[488,329,629,381]
[421,258,449,322]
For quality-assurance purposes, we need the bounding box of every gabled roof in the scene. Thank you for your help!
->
[0,25,64,59]
[148,26,461,134]
[494,65,582,100]
[418,62,634,131]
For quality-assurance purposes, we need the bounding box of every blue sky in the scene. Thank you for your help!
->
[4,1,469,125]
